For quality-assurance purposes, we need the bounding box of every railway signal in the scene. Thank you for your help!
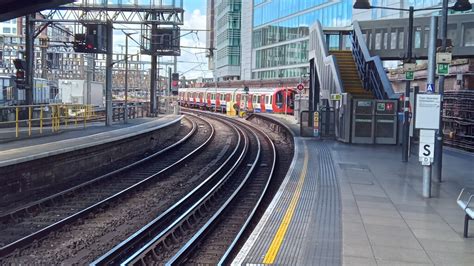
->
[13,59,26,85]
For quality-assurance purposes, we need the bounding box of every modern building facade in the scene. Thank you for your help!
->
[207,0,242,81]
[209,0,353,81]
[209,0,473,81]
[248,0,353,80]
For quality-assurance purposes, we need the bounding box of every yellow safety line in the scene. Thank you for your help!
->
[263,145,308,264]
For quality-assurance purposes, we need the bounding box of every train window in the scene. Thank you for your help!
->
[221,94,225,100]
[269,96,273,104]
[253,95,259,103]
[276,91,283,104]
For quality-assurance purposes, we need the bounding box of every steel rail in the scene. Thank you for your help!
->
[0,115,213,257]
[217,119,277,265]
[166,119,266,265]
[100,116,248,266]
[0,116,195,223]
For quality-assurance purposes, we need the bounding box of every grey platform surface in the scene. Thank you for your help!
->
[0,115,181,167]
[234,115,474,265]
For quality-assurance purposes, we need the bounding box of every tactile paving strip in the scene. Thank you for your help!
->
[234,140,341,265]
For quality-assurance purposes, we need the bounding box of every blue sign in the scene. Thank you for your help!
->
[426,83,435,93]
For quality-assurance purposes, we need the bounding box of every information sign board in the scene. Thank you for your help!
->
[415,94,441,130]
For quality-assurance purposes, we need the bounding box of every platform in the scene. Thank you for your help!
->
[234,115,474,265]
[0,115,181,168]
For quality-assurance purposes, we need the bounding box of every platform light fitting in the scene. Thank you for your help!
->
[452,0,472,11]
[353,0,371,9]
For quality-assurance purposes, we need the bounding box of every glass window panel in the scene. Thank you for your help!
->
[463,22,474,46]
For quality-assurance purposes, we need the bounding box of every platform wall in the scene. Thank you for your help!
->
[0,120,181,207]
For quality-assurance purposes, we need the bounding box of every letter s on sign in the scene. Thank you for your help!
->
[423,144,431,156]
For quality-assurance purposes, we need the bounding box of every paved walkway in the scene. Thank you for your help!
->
[236,114,474,265]
[336,143,474,265]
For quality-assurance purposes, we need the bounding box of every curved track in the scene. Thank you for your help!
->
[1,111,295,265]
[0,115,213,260]
[92,110,289,266]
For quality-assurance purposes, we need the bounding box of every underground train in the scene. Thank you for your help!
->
[178,87,295,114]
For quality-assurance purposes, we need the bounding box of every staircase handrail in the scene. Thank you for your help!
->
[352,20,397,99]
[309,20,344,98]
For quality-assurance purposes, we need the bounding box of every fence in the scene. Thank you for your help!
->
[0,104,101,138]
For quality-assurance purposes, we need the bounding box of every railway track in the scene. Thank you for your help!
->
[1,111,295,265]
[90,112,249,265]
[90,110,293,265]
[0,114,213,259]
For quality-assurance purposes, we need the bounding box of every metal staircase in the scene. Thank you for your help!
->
[330,50,374,99]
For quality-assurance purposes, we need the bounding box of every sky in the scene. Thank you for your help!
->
[111,0,210,80]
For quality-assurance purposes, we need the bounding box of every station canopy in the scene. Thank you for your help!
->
[0,0,74,22]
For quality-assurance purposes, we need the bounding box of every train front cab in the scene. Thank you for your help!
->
[273,88,295,114]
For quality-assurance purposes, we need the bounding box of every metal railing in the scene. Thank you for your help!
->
[112,103,148,122]
[0,104,101,139]
[309,21,344,101]
[352,21,397,100]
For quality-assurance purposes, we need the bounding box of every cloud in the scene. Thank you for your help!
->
[177,8,211,79]
[108,7,210,79]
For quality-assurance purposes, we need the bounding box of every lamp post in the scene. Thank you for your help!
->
[353,0,471,163]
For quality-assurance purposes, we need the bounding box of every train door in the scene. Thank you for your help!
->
[275,90,284,112]
[286,89,295,114]
[260,94,266,112]
[247,94,253,112]
[236,93,241,110]
[253,94,260,112]
[199,92,204,106]
[207,93,211,109]
[216,93,221,110]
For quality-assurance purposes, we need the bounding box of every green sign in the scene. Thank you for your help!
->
[437,63,449,75]
[377,103,386,111]
[405,71,414,80]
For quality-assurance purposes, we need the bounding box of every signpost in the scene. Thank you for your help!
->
[404,62,416,81]
[296,83,304,92]
[426,83,435,93]
[436,63,449,75]
[436,52,451,76]
[415,94,441,198]
[313,111,319,137]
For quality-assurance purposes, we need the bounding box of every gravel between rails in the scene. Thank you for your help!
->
[0,117,194,215]
[0,114,237,265]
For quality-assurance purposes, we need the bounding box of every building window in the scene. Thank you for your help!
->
[3,28,11,34]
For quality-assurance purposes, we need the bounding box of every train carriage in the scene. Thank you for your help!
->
[179,87,295,115]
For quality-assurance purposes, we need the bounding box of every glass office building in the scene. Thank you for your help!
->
[208,0,242,81]
[249,0,352,80]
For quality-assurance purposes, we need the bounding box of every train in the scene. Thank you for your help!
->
[178,87,295,114]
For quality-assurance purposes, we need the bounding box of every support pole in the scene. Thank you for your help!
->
[402,6,414,162]
[433,0,448,183]
[105,21,113,126]
[150,14,157,116]
[86,55,93,105]
[25,14,35,106]
[421,15,438,199]
[422,165,432,198]
[427,16,438,90]
[124,33,129,124]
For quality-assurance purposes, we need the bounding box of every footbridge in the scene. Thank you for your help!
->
[307,12,474,143]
